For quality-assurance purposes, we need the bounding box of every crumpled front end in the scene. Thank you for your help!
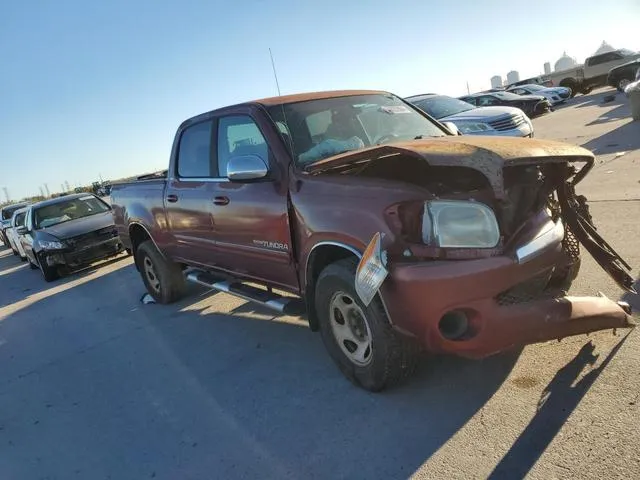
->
[380,243,634,359]
[342,136,635,356]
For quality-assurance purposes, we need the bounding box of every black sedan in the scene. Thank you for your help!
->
[607,59,640,92]
[17,193,125,281]
[459,91,552,118]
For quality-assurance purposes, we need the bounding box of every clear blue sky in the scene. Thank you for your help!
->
[1,0,638,200]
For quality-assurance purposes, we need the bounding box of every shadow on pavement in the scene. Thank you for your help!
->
[147,302,520,479]
[585,102,632,126]
[0,261,519,479]
[487,335,630,480]
[0,249,131,307]
[568,88,618,109]
[621,277,639,312]
[581,118,640,155]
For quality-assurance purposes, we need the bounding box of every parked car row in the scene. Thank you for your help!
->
[0,193,126,281]
[414,82,574,138]
[405,94,534,137]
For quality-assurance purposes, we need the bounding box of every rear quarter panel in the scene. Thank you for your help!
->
[111,180,175,253]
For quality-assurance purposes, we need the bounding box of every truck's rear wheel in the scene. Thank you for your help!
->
[137,240,186,304]
[559,79,578,97]
[618,78,632,92]
[315,258,418,391]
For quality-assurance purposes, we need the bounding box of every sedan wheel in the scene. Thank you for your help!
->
[38,255,60,282]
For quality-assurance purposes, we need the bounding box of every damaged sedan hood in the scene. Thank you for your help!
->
[305,136,594,199]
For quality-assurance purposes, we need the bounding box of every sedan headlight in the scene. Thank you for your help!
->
[40,240,66,250]
[454,122,493,134]
[422,200,500,248]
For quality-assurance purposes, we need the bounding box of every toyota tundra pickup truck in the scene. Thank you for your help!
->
[111,90,635,391]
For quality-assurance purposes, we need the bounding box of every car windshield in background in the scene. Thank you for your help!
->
[620,48,636,57]
[34,196,110,229]
[268,94,445,166]
[410,96,475,119]
[2,205,26,220]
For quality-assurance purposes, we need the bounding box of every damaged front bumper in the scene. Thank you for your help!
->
[381,242,634,358]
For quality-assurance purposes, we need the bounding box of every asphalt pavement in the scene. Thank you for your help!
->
[0,88,638,480]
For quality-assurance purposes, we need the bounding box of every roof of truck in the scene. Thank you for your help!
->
[180,90,392,129]
[251,89,388,106]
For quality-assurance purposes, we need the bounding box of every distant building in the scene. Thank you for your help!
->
[490,75,503,88]
[593,41,615,55]
[554,51,578,72]
[544,62,551,75]
[506,70,520,85]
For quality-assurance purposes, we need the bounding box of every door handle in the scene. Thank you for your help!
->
[166,194,178,203]
[213,196,230,206]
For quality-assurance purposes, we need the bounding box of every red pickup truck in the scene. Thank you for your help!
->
[111,90,635,391]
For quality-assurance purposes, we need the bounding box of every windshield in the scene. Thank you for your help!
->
[267,94,446,166]
[620,48,636,57]
[521,84,544,91]
[409,96,475,119]
[2,204,27,220]
[33,196,110,229]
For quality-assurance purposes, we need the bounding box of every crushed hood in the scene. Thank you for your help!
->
[305,136,594,199]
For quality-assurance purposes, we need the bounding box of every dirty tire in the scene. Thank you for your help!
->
[136,240,185,304]
[560,79,577,97]
[617,78,632,92]
[315,258,418,392]
[38,255,60,282]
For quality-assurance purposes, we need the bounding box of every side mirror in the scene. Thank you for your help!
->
[227,155,269,181]
[16,226,28,235]
[443,121,462,136]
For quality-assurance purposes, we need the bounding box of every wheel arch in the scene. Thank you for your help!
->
[128,222,164,269]
[304,242,362,331]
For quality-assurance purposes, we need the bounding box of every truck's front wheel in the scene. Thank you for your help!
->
[137,240,186,304]
[315,258,418,391]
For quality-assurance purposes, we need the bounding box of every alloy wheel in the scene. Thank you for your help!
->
[329,291,373,366]
[143,256,161,293]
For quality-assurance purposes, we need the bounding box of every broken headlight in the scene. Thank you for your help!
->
[422,200,500,248]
